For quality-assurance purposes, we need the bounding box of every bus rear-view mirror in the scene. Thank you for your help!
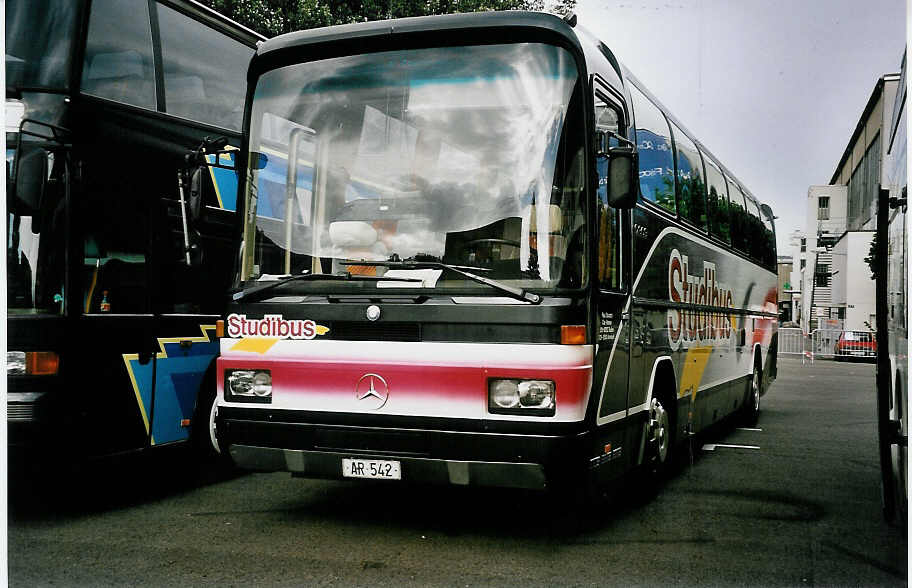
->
[188,167,203,223]
[251,151,268,169]
[607,146,638,209]
[11,146,48,226]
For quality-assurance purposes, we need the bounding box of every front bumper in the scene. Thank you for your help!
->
[230,445,548,489]
[7,388,55,448]
[220,412,588,490]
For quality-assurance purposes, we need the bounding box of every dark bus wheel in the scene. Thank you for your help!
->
[743,363,761,427]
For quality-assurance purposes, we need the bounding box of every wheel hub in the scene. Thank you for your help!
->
[649,397,669,463]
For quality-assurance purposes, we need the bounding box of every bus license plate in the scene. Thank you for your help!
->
[342,458,401,480]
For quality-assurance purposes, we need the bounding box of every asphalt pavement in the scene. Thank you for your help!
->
[6,356,908,586]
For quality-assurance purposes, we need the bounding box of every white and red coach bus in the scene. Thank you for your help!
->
[875,51,907,525]
[211,11,778,495]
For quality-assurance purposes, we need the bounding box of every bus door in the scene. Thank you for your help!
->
[592,89,633,474]
[140,150,235,448]
[77,167,165,453]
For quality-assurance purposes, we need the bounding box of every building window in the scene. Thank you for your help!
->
[818,197,830,220]
[814,264,830,287]
[800,259,806,270]
[800,238,806,252]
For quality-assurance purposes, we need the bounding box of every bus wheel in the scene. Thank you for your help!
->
[207,392,221,456]
[743,362,761,427]
[190,367,228,463]
[646,394,673,474]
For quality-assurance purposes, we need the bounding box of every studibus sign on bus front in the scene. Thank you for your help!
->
[225,314,329,339]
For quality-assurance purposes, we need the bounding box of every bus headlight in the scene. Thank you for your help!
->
[518,380,555,409]
[7,351,59,375]
[225,369,272,402]
[488,379,555,416]
[7,352,26,375]
[490,380,520,409]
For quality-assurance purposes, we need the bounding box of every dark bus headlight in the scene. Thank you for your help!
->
[226,369,272,402]
[488,379,554,416]
[7,351,59,375]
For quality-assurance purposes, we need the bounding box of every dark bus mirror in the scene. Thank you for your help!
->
[607,146,638,209]
[12,147,48,221]
[188,167,203,223]
[251,151,268,169]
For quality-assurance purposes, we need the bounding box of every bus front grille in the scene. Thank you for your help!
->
[329,322,420,342]
[314,427,429,456]
[8,404,36,421]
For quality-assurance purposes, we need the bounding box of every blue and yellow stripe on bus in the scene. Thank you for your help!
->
[122,325,219,445]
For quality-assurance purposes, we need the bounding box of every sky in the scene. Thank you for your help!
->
[574,0,907,254]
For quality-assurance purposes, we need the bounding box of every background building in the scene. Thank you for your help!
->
[777,255,794,323]
[802,72,900,331]
[801,185,848,329]
[787,229,806,325]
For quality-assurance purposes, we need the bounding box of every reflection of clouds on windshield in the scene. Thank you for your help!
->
[246,43,579,280]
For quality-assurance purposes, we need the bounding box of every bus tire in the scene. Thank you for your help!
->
[190,364,229,465]
[742,359,761,427]
[880,375,907,527]
[645,388,675,478]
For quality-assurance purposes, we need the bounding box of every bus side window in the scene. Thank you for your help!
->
[82,186,150,314]
[670,121,708,231]
[629,85,676,214]
[744,196,764,262]
[727,178,748,253]
[157,2,254,130]
[80,0,157,111]
[595,94,623,290]
[702,154,731,244]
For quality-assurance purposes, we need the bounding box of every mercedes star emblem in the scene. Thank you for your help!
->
[355,373,389,410]
[366,305,381,321]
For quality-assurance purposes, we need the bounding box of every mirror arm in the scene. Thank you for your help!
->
[177,170,193,266]
[596,128,635,157]
[606,130,635,150]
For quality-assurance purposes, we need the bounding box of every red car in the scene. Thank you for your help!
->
[834,331,877,361]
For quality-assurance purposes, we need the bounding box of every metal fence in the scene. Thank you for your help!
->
[777,328,877,362]
[778,328,807,357]
[810,329,841,360]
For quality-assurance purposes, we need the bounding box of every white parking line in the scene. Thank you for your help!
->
[702,444,761,451]
[736,428,763,432]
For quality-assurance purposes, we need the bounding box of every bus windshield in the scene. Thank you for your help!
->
[240,43,587,292]
[6,0,79,91]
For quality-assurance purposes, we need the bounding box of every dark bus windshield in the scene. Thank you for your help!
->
[240,43,587,292]
[6,0,80,91]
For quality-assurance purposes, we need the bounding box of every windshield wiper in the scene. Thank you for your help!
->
[231,273,424,303]
[343,260,542,304]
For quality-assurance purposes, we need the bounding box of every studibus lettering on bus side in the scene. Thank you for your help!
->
[667,248,735,350]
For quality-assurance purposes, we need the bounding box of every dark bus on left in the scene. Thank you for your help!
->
[6,0,263,459]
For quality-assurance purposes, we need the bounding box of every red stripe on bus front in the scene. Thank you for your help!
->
[218,340,593,421]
